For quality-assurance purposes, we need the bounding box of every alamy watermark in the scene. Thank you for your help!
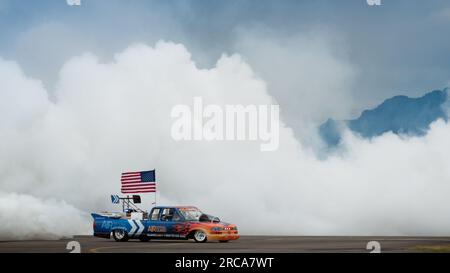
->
[366,241,381,253]
[171,97,280,152]
[367,0,381,6]
[66,241,81,253]
[66,0,81,6]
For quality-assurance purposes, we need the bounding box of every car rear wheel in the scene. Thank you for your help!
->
[112,229,129,242]
[193,230,207,243]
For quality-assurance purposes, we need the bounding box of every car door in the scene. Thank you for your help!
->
[159,208,185,238]
[147,208,167,237]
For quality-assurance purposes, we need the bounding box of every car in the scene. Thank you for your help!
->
[92,206,239,243]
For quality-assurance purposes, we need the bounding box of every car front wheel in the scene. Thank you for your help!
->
[112,229,129,242]
[193,230,207,243]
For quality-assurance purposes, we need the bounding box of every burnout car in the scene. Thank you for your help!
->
[92,206,239,243]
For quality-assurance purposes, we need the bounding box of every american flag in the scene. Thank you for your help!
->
[121,170,156,194]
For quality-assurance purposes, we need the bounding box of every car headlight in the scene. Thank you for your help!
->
[223,226,237,231]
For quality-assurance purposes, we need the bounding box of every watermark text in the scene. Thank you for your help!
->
[171,97,280,151]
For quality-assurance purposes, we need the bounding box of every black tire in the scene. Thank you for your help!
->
[193,230,208,243]
[139,236,150,242]
[112,229,129,242]
[219,240,229,243]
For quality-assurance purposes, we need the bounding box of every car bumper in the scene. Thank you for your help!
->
[208,232,240,241]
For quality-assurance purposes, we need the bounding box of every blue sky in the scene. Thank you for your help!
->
[1,0,450,127]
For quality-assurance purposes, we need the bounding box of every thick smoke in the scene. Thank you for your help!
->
[233,27,357,146]
[0,192,89,240]
[1,42,450,240]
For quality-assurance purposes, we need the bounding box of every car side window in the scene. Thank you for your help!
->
[150,208,160,221]
[172,211,181,222]
[161,208,175,221]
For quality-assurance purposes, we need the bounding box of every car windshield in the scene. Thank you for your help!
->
[179,208,203,221]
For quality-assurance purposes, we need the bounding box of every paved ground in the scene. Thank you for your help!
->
[1,236,450,253]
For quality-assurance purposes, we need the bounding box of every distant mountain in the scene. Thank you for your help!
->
[319,89,449,146]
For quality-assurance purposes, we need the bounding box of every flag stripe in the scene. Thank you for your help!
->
[121,188,156,190]
[121,190,156,192]
[122,190,155,192]
[122,188,155,190]
[122,183,156,187]
[122,185,156,188]
[122,186,156,190]
[121,172,141,175]
[121,181,155,185]
[121,176,140,179]
[121,179,142,182]
[122,185,156,189]
[121,173,140,176]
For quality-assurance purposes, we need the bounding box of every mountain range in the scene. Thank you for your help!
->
[319,88,449,146]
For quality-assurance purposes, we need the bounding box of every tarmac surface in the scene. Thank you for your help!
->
[1,236,450,253]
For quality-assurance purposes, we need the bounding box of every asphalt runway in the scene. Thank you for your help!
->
[2,236,450,253]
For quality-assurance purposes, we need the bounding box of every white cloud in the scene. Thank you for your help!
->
[0,41,450,239]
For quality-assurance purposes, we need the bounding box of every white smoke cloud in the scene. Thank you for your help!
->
[1,41,450,240]
[232,26,357,147]
[0,192,90,240]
